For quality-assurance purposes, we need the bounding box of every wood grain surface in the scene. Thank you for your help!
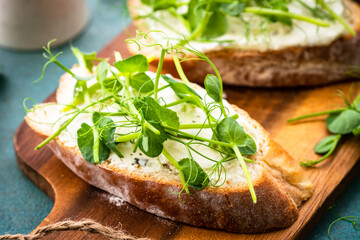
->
[14,25,360,239]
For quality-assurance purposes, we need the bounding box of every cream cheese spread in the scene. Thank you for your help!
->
[140,0,348,52]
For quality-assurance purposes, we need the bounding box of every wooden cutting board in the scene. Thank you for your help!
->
[14,25,360,239]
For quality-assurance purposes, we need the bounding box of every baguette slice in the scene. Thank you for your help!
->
[25,69,313,233]
[128,0,360,87]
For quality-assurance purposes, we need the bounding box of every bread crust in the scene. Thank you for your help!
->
[128,0,360,87]
[25,73,313,233]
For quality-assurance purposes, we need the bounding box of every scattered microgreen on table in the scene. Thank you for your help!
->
[28,36,258,202]
[288,86,360,167]
[326,206,360,240]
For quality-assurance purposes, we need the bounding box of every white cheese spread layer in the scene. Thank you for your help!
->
[140,0,348,52]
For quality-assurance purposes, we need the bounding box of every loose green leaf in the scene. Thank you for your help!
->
[238,134,257,155]
[300,134,341,167]
[130,72,154,93]
[217,117,247,147]
[178,158,209,190]
[202,10,228,39]
[114,54,148,74]
[77,123,110,164]
[138,123,167,157]
[135,96,180,129]
[326,110,360,134]
[204,74,221,102]
[314,135,341,155]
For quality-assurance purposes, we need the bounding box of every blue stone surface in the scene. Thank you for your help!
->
[0,0,358,239]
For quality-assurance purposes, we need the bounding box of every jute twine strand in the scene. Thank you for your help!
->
[0,219,150,240]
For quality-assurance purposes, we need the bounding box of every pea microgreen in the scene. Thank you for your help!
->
[288,86,360,167]
[217,117,257,203]
[178,157,210,190]
[136,0,354,45]
[31,35,259,202]
[327,206,360,240]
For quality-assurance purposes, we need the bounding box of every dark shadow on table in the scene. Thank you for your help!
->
[0,72,6,94]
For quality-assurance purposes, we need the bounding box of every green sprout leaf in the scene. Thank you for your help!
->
[217,117,247,147]
[238,134,257,155]
[204,74,221,102]
[93,112,124,158]
[300,134,341,167]
[178,158,209,190]
[139,123,167,157]
[202,10,228,39]
[77,122,110,164]
[130,72,154,93]
[222,2,245,17]
[314,135,341,155]
[217,117,256,203]
[162,74,202,100]
[135,96,180,129]
[326,110,360,135]
[114,54,148,73]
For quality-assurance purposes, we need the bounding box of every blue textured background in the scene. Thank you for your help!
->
[0,0,358,239]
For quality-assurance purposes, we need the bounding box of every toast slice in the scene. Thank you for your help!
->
[127,0,360,87]
[25,68,313,233]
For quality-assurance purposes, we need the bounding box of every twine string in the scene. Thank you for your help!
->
[0,219,150,240]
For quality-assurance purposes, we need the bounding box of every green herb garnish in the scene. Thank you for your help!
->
[288,86,360,167]
[136,0,353,45]
[31,37,258,202]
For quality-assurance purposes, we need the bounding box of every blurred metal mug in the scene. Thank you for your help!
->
[0,0,89,50]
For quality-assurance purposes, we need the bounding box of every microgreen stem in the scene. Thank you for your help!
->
[165,96,192,107]
[328,216,360,239]
[173,55,190,85]
[233,145,257,203]
[162,149,190,194]
[144,121,160,134]
[179,123,213,129]
[300,134,341,167]
[154,48,166,100]
[93,129,100,163]
[166,128,233,148]
[316,0,355,35]
[116,132,141,142]
[287,108,346,123]
[148,84,170,96]
[244,7,330,27]
[35,95,113,150]
[179,114,238,129]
